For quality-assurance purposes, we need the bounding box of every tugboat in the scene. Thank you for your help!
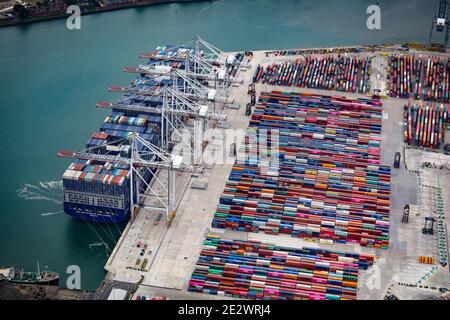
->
[0,263,59,286]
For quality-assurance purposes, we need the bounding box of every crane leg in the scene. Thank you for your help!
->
[430,21,435,45]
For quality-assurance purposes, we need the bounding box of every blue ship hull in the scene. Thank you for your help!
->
[64,203,128,224]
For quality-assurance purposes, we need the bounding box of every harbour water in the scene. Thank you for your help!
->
[0,0,435,290]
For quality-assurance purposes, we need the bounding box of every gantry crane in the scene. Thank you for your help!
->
[109,68,234,105]
[58,133,199,222]
[429,0,450,49]
[129,36,244,94]
[60,37,232,224]
[139,36,234,67]
[423,217,436,235]
[124,62,242,87]
[97,85,227,153]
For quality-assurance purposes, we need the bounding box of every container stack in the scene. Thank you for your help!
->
[266,47,367,57]
[62,106,159,222]
[389,55,450,103]
[101,97,161,137]
[63,161,129,190]
[253,55,370,93]
[212,91,391,249]
[403,101,449,149]
[105,114,148,127]
[188,235,374,300]
[388,55,413,99]
[140,45,194,61]
[102,112,151,136]
[414,56,450,103]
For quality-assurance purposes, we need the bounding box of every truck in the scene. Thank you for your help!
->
[402,204,410,223]
[394,152,401,168]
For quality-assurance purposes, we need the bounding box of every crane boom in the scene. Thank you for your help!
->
[124,65,242,84]
[57,150,196,172]
[109,85,233,104]
[96,101,227,121]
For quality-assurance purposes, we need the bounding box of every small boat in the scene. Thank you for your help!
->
[0,267,15,281]
[0,263,59,286]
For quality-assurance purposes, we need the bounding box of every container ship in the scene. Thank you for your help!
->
[60,45,188,224]
[60,42,243,223]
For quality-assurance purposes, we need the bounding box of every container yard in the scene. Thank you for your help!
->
[253,55,370,93]
[211,91,391,249]
[55,39,450,301]
[403,101,449,150]
[388,54,450,103]
[188,235,374,300]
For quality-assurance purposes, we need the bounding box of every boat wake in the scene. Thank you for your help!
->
[38,180,63,190]
[89,242,104,249]
[41,210,63,217]
[89,242,111,254]
[17,180,63,205]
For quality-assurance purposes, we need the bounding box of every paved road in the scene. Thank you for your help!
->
[94,279,135,300]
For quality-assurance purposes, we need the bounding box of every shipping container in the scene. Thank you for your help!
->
[254,56,370,94]
[212,91,391,248]
[189,236,374,300]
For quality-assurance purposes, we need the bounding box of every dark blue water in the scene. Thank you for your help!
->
[0,0,435,290]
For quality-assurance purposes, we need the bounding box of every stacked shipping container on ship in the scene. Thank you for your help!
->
[188,235,374,300]
[62,45,190,223]
[212,91,391,249]
[62,93,162,223]
[140,45,195,63]
[62,44,244,223]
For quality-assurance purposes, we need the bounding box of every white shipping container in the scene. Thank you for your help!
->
[73,171,82,180]
[313,133,324,140]
[307,226,320,233]
[284,206,297,212]
[106,145,120,152]
[338,257,354,263]
[321,220,335,227]
[63,169,76,180]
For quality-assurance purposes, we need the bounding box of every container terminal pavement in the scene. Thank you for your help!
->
[65,41,450,301]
